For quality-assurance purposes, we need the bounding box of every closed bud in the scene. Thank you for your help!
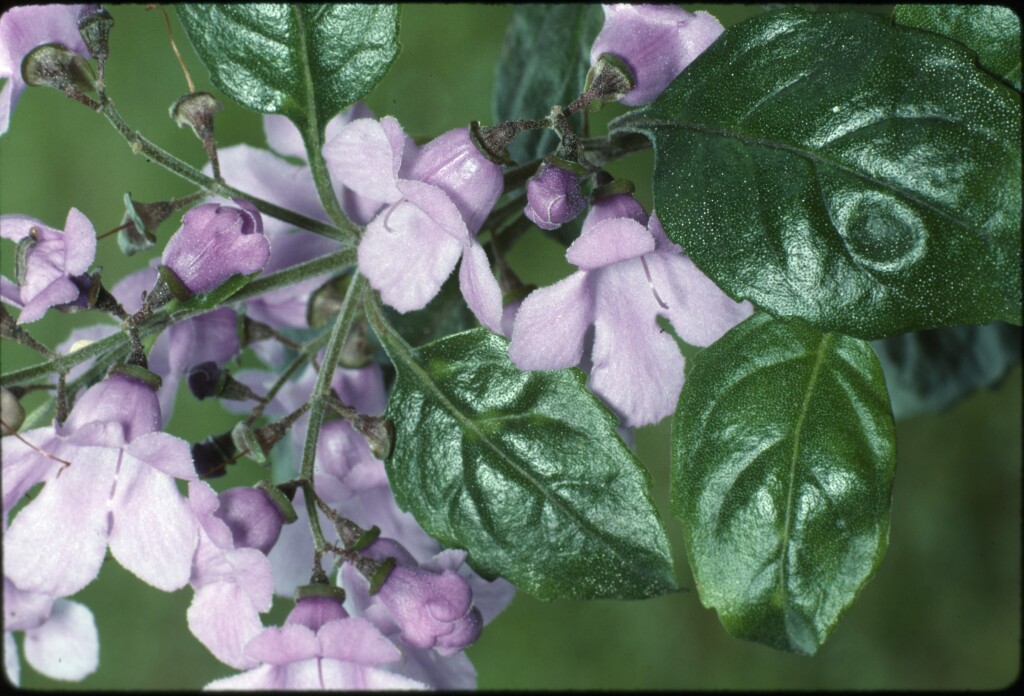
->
[191,430,238,479]
[78,6,113,62]
[188,361,262,402]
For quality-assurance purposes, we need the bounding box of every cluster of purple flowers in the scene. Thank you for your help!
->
[2,2,745,689]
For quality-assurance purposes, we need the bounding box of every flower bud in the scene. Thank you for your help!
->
[161,200,269,298]
[21,42,96,95]
[524,158,588,231]
[214,484,290,554]
[78,6,113,62]
[359,537,483,654]
[589,4,724,106]
[191,430,238,479]
[187,361,262,402]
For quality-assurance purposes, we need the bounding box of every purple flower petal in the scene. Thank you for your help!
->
[357,203,462,313]
[318,616,402,665]
[108,456,198,591]
[0,5,93,135]
[458,242,504,334]
[3,446,116,596]
[591,4,724,106]
[566,217,655,270]
[126,431,196,480]
[404,128,503,234]
[61,208,97,276]
[395,178,471,244]
[187,583,265,670]
[589,261,686,427]
[22,599,98,681]
[244,624,320,665]
[320,661,430,690]
[650,250,754,347]
[322,117,405,203]
[508,271,594,371]
[1,427,59,511]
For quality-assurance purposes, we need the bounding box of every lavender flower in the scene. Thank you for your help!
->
[0,208,96,323]
[524,160,587,231]
[2,371,199,597]
[590,4,724,106]
[186,481,275,670]
[324,117,506,333]
[161,200,269,297]
[509,193,753,427]
[204,595,427,689]
[0,4,95,135]
[3,577,98,683]
[211,106,381,330]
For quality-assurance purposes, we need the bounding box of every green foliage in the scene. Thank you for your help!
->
[612,7,1022,339]
[375,323,677,600]
[176,4,400,136]
[894,4,1022,90]
[493,4,603,163]
[672,312,896,654]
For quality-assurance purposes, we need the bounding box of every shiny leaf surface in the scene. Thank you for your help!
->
[374,320,677,600]
[612,7,1022,339]
[672,312,896,654]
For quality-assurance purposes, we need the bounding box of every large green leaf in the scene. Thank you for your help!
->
[612,7,1022,340]
[374,321,676,600]
[493,4,604,163]
[872,321,1021,419]
[894,4,1022,91]
[177,4,399,137]
[672,312,896,654]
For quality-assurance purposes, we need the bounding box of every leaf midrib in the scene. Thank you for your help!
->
[778,332,833,608]
[383,328,663,576]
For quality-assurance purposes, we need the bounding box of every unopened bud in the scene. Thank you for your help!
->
[187,361,262,401]
[78,6,114,62]
[22,43,97,95]
[1,388,26,436]
[191,430,238,479]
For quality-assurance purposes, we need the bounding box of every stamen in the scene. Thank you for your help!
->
[640,255,669,310]
[382,199,406,233]
[147,4,195,93]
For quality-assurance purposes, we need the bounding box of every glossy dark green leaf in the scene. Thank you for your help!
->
[376,324,676,600]
[177,4,399,136]
[612,7,1022,339]
[894,4,1022,90]
[872,322,1022,419]
[672,312,896,654]
[493,4,603,163]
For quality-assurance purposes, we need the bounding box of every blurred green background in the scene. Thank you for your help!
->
[1,4,1019,689]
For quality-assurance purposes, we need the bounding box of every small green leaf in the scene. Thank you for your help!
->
[872,321,1022,419]
[612,7,1022,339]
[493,4,603,163]
[672,312,896,655]
[894,4,1022,91]
[374,320,676,600]
[177,4,400,136]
